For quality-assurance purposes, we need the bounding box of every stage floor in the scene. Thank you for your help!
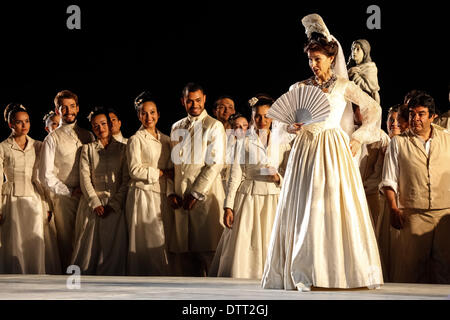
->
[0,275,449,300]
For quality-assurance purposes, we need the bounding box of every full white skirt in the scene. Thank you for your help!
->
[0,194,45,274]
[262,128,383,289]
[125,187,172,275]
[210,193,279,279]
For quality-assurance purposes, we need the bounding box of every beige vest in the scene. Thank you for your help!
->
[397,126,450,209]
[51,124,94,188]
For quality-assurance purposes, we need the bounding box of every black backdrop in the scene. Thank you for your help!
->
[0,0,448,141]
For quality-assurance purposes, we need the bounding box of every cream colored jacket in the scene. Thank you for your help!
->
[169,110,226,253]
[224,131,291,209]
[0,136,46,211]
[127,127,173,194]
[79,138,129,213]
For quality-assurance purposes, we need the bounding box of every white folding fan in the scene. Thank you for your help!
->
[267,85,331,125]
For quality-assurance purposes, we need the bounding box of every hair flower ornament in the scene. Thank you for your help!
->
[248,97,259,107]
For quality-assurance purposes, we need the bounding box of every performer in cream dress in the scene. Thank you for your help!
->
[0,104,59,274]
[71,108,129,275]
[262,14,383,291]
[210,95,290,279]
[126,92,174,275]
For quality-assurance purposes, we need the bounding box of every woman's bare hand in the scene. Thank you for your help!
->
[93,206,105,217]
[287,123,304,134]
[223,208,234,229]
[350,139,361,157]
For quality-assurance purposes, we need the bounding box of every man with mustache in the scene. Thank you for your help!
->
[40,90,94,272]
[380,92,450,284]
[168,83,226,276]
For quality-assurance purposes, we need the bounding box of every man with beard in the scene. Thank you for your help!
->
[40,90,94,272]
[168,83,226,276]
[380,92,450,284]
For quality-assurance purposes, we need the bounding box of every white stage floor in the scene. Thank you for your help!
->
[0,275,449,300]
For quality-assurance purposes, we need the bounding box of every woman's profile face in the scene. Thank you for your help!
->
[308,50,334,80]
[351,43,364,65]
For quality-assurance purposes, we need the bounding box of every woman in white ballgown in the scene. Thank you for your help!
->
[126,92,175,276]
[0,104,56,274]
[71,108,129,275]
[210,96,290,279]
[261,14,383,290]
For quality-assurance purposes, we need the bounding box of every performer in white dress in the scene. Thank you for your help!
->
[71,108,129,275]
[210,95,290,279]
[0,104,57,274]
[262,14,383,291]
[126,92,174,275]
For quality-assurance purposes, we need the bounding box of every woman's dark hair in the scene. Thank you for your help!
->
[43,110,58,123]
[134,91,158,111]
[87,106,112,127]
[228,112,248,126]
[408,92,436,117]
[387,104,400,115]
[304,32,339,65]
[250,94,274,108]
[4,103,28,123]
[398,104,410,123]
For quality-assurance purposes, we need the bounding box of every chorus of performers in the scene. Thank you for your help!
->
[0,14,449,289]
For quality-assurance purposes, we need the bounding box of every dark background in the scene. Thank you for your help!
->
[0,0,448,141]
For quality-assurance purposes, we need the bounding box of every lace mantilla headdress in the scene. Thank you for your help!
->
[301,13,332,42]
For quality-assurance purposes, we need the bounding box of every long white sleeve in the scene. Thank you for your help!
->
[379,137,399,195]
[127,135,160,184]
[39,134,71,196]
[344,80,382,145]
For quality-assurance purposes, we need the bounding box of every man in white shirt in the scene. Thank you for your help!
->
[380,93,450,283]
[168,83,226,276]
[40,90,95,272]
